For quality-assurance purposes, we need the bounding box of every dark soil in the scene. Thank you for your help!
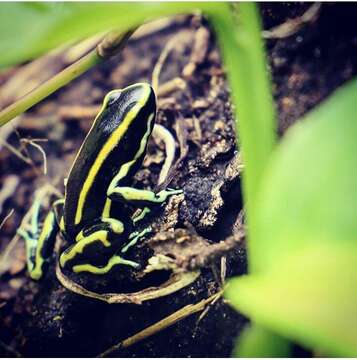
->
[1,3,356,357]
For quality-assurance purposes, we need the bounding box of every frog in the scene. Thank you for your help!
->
[18,83,182,280]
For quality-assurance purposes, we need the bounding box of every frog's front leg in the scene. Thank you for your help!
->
[59,218,139,275]
[107,186,182,207]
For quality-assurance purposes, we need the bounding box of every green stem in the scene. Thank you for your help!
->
[0,30,133,128]
[210,3,277,273]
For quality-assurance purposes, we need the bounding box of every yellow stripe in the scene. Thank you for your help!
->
[72,255,139,274]
[102,198,112,218]
[60,230,110,267]
[65,89,121,224]
[102,218,124,234]
[75,84,151,225]
[107,113,155,195]
[31,211,56,280]
[59,216,65,231]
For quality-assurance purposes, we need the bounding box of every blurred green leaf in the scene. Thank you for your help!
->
[0,2,221,68]
[253,77,357,269]
[226,78,357,355]
[211,3,277,274]
[226,243,357,356]
[233,324,292,357]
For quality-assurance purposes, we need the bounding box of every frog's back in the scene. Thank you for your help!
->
[63,84,156,237]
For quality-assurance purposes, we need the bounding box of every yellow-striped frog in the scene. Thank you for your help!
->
[19,83,181,280]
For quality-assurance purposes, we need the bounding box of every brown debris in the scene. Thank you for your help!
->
[183,27,210,78]
[262,2,321,39]
[148,224,244,273]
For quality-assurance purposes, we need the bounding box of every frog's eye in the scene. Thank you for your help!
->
[107,91,122,106]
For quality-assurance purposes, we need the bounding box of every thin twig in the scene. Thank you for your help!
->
[0,209,14,231]
[151,36,179,93]
[21,138,48,175]
[262,2,321,39]
[0,139,33,165]
[193,290,223,337]
[0,29,135,128]
[98,290,223,357]
[157,77,186,97]
[132,15,190,41]
[183,26,210,78]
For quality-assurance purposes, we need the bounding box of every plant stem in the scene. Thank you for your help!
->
[210,3,277,273]
[0,29,133,128]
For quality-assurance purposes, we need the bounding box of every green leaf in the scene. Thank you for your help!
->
[0,2,222,68]
[210,3,277,273]
[226,78,357,355]
[233,324,292,357]
[226,243,357,357]
[253,78,357,270]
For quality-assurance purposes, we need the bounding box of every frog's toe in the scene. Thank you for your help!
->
[167,188,183,195]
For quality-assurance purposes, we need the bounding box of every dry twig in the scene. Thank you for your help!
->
[98,290,223,357]
[262,2,322,39]
[0,209,14,231]
[183,26,210,78]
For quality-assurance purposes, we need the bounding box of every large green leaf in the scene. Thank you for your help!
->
[0,2,222,69]
[233,324,292,357]
[253,78,357,270]
[226,243,357,356]
[226,78,357,355]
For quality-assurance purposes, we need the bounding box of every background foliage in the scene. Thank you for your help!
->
[1,2,357,357]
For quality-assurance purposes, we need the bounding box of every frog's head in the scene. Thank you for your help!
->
[92,83,157,177]
[97,83,156,140]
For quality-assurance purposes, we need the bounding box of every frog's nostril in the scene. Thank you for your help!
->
[107,90,122,105]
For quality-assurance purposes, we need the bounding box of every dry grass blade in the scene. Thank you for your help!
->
[98,290,223,357]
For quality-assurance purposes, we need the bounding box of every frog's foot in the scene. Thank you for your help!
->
[121,226,152,254]
[108,186,183,206]
[72,255,139,275]
[60,218,140,275]
[155,188,183,202]
[18,207,59,280]
[132,207,151,225]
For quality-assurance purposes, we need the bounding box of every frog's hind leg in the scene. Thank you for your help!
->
[18,198,63,280]
[60,218,139,275]
[72,254,139,275]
